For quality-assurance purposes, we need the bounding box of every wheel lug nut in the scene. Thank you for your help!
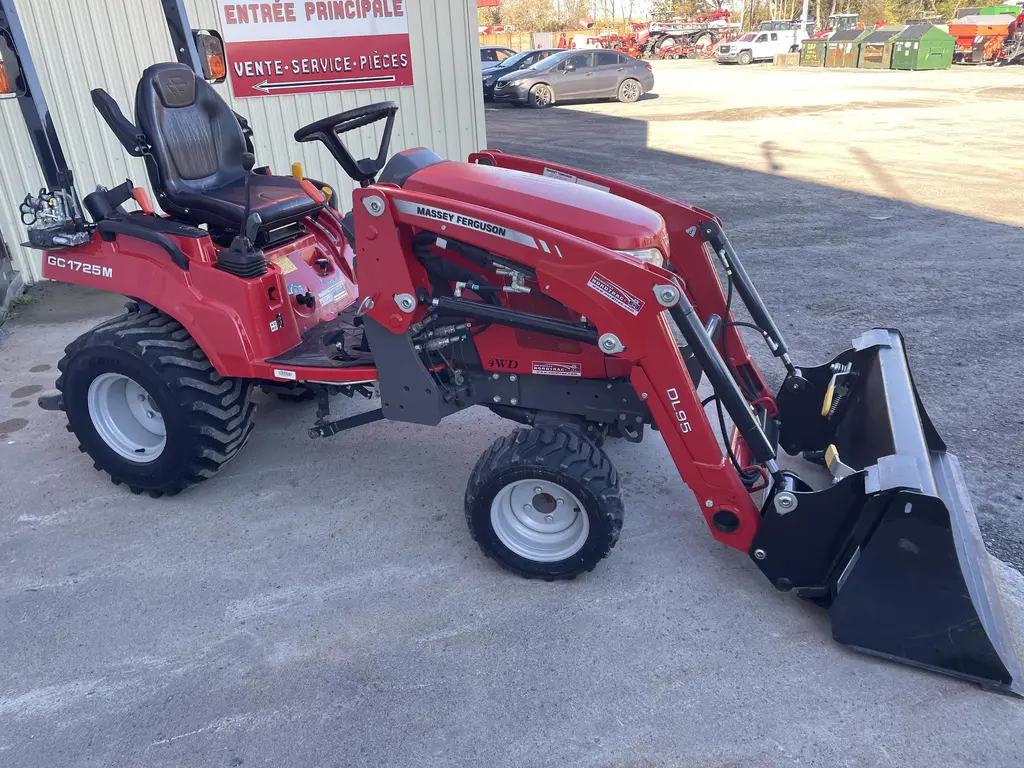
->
[556,498,564,506]
[545,515,554,522]
[138,395,146,401]
[524,504,532,511]
[534,487,542,494]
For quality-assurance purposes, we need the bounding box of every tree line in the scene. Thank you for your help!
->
[480,0,977,32]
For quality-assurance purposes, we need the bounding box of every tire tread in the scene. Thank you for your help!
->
[465,425,624,580]
[56,306,255,496]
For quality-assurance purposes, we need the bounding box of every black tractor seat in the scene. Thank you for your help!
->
[93,63,321,236]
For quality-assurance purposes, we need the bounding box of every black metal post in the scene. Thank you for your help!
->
[432,296,599,345]
[667,290,778,467]
[0,0,78,209]
[161,0,204,75]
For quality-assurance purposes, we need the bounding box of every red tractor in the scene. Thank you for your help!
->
[2,0,1020,694]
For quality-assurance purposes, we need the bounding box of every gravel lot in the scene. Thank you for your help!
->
[1,59,1022,767]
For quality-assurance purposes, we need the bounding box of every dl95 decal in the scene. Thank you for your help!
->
[667,388,692,433]
[47,255,112,278]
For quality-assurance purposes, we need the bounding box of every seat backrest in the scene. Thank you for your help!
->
[134,63,246,207]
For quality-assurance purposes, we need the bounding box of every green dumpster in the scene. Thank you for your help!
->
[979,4,1022,15]
[858,27,903,68]
[800,38,827,66]
[891,24,955,70]
[824,28,872,68]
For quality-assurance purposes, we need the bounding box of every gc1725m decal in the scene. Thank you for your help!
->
[46,255,112,278]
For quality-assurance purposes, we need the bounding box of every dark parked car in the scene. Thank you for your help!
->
[480,45,516,71]
[481,48,560,100]
[492,49,654,108]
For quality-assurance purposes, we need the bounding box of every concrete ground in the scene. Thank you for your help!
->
[2,61,1024,767]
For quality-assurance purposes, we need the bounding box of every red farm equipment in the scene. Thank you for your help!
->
[639,10,736,59]
[950,12,1018,63]
[1002,12,1024,63]
[2,0,1022,696]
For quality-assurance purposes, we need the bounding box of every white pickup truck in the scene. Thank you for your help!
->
[716,28,807,64]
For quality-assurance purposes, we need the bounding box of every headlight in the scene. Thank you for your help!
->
[617,247,665,268]
[504,79,523,87]
[483,75,495,85]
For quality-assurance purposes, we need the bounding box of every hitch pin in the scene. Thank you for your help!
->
[821,362,853,418]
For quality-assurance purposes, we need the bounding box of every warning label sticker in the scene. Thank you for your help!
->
[587,272,645,316]
[317,282,349,307]
[272,255,297,274]
[532,362,582,378]
[542,167,611,193]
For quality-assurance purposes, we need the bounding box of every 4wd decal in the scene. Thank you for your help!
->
[393,200,538,249]
[489,358,520,370]
[587,272,645,316]
[532,362,582,377]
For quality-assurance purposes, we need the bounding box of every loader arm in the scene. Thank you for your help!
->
[353,184,775,552]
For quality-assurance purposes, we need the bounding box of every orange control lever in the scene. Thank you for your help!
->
[132,187,155,215]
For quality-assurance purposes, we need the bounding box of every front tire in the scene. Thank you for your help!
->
[737,50,753,65]
[617,78,642,103]
[528,84,554,108]
[465,426,624,580]
[57,306,256,496]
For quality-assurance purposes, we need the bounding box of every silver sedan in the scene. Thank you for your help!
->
[492,49,655,108]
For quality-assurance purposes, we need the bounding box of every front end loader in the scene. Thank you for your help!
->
[4,0,1020,696]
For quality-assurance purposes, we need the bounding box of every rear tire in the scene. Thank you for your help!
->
[737,50,753,65]
[528,84,554,108]
[465,426,623,580]
[617,78,642,103]
[57,306,256,497]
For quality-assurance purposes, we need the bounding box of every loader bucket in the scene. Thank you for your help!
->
[753,329,1023,694]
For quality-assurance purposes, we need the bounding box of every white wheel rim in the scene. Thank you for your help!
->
[535,87,551,106]
[490,479,590,562]
[623,81,640,100]
[87,373,166,463]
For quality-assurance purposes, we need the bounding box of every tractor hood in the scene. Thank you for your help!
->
[401,161,668,253]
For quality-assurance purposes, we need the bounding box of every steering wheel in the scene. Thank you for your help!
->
[294,102,399,187]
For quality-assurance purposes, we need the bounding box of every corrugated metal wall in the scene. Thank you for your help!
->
[0,0,485,284]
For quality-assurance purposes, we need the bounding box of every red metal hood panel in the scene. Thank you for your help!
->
[402,161,667,252]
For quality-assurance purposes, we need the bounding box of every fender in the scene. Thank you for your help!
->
[40,217,358,378]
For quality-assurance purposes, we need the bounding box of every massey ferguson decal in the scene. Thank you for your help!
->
[393,200,540,249]
[217,1,413,98]
[532,362,582,377]
[587,272,645,316]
